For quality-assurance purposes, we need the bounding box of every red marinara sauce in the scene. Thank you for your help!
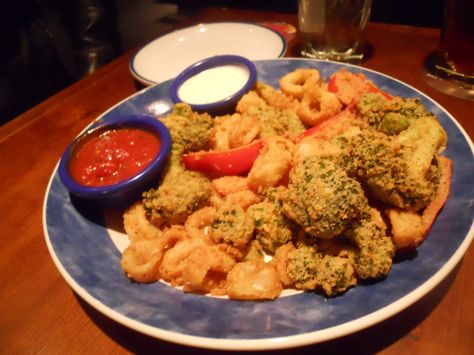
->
[69,127,161,187]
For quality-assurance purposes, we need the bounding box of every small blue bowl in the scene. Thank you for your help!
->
[169,55,257,114]
[58,115,171,208]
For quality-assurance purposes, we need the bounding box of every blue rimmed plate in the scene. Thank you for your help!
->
[43,59,474,351]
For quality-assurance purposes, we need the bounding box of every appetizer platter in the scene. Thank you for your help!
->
[44,59,474,350]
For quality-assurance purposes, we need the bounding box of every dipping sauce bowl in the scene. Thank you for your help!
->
[169,55,257,114]
[58,115,171,208]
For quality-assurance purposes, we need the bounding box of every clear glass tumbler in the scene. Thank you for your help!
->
[298,0,372,63]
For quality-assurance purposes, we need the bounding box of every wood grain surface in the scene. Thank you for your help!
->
[0,7,472,355]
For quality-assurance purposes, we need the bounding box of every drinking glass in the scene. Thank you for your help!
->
[424,0,474,100]
[298,0,372,63]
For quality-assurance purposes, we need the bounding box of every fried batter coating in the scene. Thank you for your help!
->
[248,136,295,190]
[279,68,320,100]
[345,208,395,279]
[236,84,306,137]
[316,237,358,265]
[297,84,342,127]
[142,103,215,228]
[211,176,249,196]
[247,199,294,254]
[287,246,357,296]
[328,69,374,105]
[160,103,214,154]
[387,155,452,251]
[283,156,367,239]
[397,115,447,181]
[270,242,296,287]
[211,202,254,250]
[123,202,163,243]
[121,226,187,283]
[181,243,236,295]
[386,209,424,250]
[226,259,283,300]
[254,81,300,111]
[211,176,260,210]
[143,168,212,227]
[242,239,265,262]
[184,206,216,241]
[210,113,261,151]
[236,90,266,113]
[159,237,208,285]
[121,239,164,283]
[338,128,439,211]
[357,93,431,135]
[294,137,342,163]
[243,104,306,138]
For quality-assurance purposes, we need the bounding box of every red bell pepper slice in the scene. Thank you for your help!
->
[182,140,263,177]
[328,71,393,101]
[327,75,339,94]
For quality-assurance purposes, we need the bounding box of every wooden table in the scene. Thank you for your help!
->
[1,7,473,354]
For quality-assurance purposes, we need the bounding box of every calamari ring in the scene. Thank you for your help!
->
[297,86,342,126]
[279,68,320,99]
[121,226,187,283]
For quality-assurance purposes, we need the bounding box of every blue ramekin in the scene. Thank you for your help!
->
[169,54,257,114]
[58,114,171,208]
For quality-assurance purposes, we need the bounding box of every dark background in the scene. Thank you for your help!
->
[169,0,445,28]
[1,0,446,124]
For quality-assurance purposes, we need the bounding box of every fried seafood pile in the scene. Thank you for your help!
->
[120,68,451,300]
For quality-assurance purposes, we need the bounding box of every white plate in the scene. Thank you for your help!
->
[129,22,287,85]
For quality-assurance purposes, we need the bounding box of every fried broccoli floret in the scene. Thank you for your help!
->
[357,93,431,135]
[338,128,438,211]
[142,104,215,226]
[242,239,265,262]
[244,104,306,138]
[282,156,368,239]
[160,103,214,153]
[143,168,212,227]
[397,115,447,182]
[287,246,356,296]
[345,208,395,279]
[247,200,294,254]
[211,202,254,249]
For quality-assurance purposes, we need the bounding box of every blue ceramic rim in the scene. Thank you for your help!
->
[169,54,258,112]
[58,115,171,198]
[129,21,287,86]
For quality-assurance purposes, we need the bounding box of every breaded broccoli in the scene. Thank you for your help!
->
[344,208,395,279]
[337,128,438,211]
[242,239,265,262]
[143,168,212,227]
[282,156,368,239]
[160,103,214,154]
[211,202,254,249]
[142,104,215,227]
[247,199,294,254]
[244,104,306,138]
[287,246,356,296]
[357,93,431,135]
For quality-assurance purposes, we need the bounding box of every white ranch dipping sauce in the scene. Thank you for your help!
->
[178,64,250,105]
